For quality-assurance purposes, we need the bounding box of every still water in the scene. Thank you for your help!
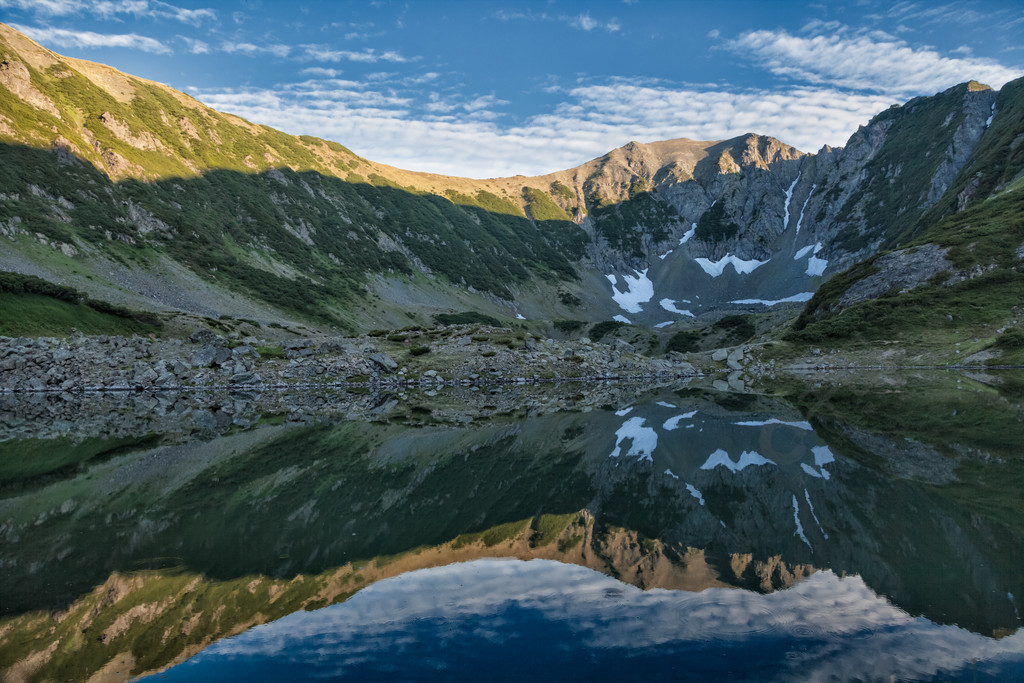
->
[1,372,1022,681]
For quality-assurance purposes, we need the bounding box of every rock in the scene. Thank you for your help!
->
[191,345,216,367]
[192,343,231,368]
[711,348,729,362]
[232,345,258,359]
[190,409,217,431]
[369,352,398,372]
[838,244,953,310]
[153,373,177,387]
[133,366,159,384]
[229,371,260,385]
[189,329,218,344]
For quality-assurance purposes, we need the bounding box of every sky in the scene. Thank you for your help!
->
[1,0,1022,178]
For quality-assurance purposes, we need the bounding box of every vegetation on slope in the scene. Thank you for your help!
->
[0,272,161,336]
[0,27,592,328]
[830,81,996,252]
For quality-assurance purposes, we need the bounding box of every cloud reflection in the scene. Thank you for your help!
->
[159,559,1024,681]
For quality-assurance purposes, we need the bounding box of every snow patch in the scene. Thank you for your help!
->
[806,256,828,276]
[783,173,800,230]
[805,489,828,539]
[986,102,995,127]
[609,417,658,462]
[658,250,672,260]
[606,268,654,313]
[664,468,679,480]
[735,419,813,431]
[515,313,526,320]
[730,292,814,306]
[695,254,768,277]
[615,407,633,417]
[699,448,775,472]
[686,484,706,506]
[801,463,824,478]
[663,410,698,431]
[812,445,834,467]
[659,298,695,317]
[680,223,696,244]
[795,184,816,234]
[654,321,674,329]
[794,242,824,260]
[612,315,632,324]
[793,495,812,549]
[656,401,677,408]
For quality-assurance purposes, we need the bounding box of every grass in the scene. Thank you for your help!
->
[531,512,577,547]
[0,434,160,490]
[0,292,159,337]
[787,186,1024,352]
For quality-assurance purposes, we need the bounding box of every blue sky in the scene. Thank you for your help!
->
[2,0,1022,177]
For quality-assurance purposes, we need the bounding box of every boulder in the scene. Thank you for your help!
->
[188,329,218,344]
[369,352,398,372]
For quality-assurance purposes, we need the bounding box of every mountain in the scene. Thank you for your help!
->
[0,22,1021,349]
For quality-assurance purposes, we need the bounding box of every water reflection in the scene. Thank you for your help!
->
[0,372,1022,681]
[150,560,1024,683]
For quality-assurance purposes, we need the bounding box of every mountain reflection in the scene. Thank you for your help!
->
[1,372,1022,681]
[149,559,1024,683]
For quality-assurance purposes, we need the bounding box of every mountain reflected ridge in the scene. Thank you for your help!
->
[1,370,1022,681]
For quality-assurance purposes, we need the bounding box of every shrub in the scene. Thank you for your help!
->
[434,311,502,327]
[409,345,430,356]
[589,320,626,340]
[714,315,755,344]
[558,291,582,307]
[666,330,700,353]
[553,319,586,334]
[994,329,1024,349]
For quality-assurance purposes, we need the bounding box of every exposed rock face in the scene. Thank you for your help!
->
[0,56,61,119]
[837,244,953,310]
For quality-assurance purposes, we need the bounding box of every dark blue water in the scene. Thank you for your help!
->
[149,559,1024,682]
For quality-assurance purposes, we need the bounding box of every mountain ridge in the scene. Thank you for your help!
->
[1,22,1021,358]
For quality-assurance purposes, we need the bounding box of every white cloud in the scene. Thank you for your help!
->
[221,41,291,58]
[0,0,215,25]
[10,23,172,54]
[190,74,896,178]
[301,45,410,63]
[729,27,1022,96]
[573,13,599,31]
[177,35,209,54]
[184,560,1024,683]
[568,12,620,32]
[301,67,342,78]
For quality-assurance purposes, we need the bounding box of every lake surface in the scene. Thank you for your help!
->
[1,371,1022,681]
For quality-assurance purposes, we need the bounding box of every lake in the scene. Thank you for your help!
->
[1,371,1022,681]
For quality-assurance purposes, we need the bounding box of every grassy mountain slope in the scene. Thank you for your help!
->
[782,78,1024,366]
[0,23,596,332]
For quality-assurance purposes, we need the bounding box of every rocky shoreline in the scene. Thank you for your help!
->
[0,325,699,394]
